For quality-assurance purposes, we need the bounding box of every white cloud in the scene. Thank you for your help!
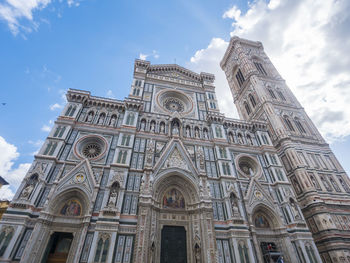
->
[189,0,350,142]
[41,119,53,132]
[0,0,82,35]
[222,6,241,20]
[106,89,116,99]
[0,136,30,200]
[188,38,237,118]
[139,53,148,60]
[49,103,63,111]
[139,50,160,61]
[0,0,51,35]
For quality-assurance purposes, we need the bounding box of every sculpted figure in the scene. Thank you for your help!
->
[109,115,116,126]
[172,122,179,136]
[160,122,165,133]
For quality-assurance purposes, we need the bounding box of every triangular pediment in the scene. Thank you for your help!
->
[245,178,275,213]
[153,138,199,179]
[148,64,202,83]
[56,159,96,196]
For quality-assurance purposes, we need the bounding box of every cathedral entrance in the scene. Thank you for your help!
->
[160,226,187,263]
[42,232,73,263]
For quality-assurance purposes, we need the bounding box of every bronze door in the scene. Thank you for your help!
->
[160,226,187,263]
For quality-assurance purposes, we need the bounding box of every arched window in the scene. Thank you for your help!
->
[94,235,110,263]
[70,106,77,117]
[268,88,277,99]
[43,141,58,156]
[249,94,256,107]
[215,126,222,138]
[244,102,251,115]
[247,134,253,145]
[117,150,127,164]
[277,90,286,101]
[305,243,317,263]
[235,68,245,87]
[294,118,306,134]
[238,242,250,263]
[126,113,135,125]
[254,61,267,76]
[320,175,332,192]
[283,116,295,132]
[0,227,14,256]
[329,176,341,192]
[65,105,72,116]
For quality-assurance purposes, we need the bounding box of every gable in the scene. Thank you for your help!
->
[56,159,97,196]
[153,138,199,180]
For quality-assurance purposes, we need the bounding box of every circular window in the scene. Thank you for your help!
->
[237,155,260,177]
[75,135,107,160]
[82,143,102,158]
[157,90,193,114]
[163,97,185,112]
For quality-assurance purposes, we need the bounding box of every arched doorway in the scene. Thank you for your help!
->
[35,188,90,263]
[139,170,213,263]
[252,206,286,263]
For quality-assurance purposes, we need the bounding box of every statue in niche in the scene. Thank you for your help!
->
[194,243,201,263]
[86,111,93,122]
[247,135,253,145]
[20,174,38,199]
[203,129,208,139]
[195,128,200,138]
[237,134,243,144]
[186,126,191,137]
[140,119,146,131]
[150,121,155,132]
[172,122,179,136]
[289,198,300,219]
[108,182,119,207]
[230,192,240,217]
[98,114,105,125]
[160,122,165,133]
[229,133,234,143]
[109,115,117,126]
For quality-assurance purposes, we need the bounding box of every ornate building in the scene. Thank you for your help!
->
[0,36,348,263]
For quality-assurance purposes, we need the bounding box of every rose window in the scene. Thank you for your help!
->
[163,98,185,113]
[82,143,102,158]
[157,90,193,115]
[75,135,107,160]
[237,155,260,177]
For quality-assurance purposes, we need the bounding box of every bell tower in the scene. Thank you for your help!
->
[221,36,350,262]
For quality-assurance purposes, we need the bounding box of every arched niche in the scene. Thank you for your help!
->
[251,204,283,230]
[153,172,200,209]
[48,188,90,218]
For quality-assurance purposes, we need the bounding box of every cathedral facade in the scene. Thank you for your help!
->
[0,36,349,263]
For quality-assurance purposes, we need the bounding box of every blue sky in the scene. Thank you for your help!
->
[0,0,350,199]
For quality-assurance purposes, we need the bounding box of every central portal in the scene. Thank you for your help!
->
[160,226,187,263]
